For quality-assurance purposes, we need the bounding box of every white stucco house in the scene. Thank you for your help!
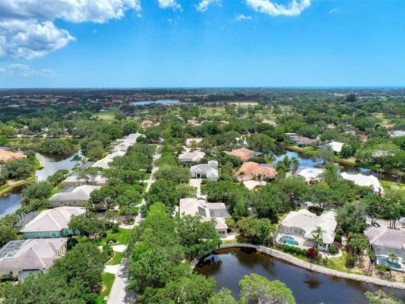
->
[296,167,325,183]
[276,209,337,251]
[190,161,219,181]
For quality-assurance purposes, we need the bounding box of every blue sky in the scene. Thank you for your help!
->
[0,0,405,88]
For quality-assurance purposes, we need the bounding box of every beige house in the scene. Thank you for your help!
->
[0,238,67,280]
[179,198,230,237]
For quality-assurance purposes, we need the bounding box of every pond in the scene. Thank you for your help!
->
[0,152,79,217]
[131,99,180,106]
[195,248,405,304]
[35,152,80,181]
[272,148,401,183]
[0,192,22,218]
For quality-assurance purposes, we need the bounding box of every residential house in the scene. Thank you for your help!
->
[20,207,85,239]
[224,148,263,162]
[179,198,230,237]
[190,161,219,181]
[365,226,405,271]
[341,172,383,194]
[285,133,319,146]
[0,238,67,280]
[328,141,345,154]
[62,174,107,187]
[185,138,203,148]
[179,150,205,164]
[236,162,277,181]
[49,185,101,207]
[389,130,405,138]
[296,167,325,183]
[276,209,337,251]
[0,149,26,163]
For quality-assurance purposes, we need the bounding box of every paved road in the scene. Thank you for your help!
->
[107,145,161,304]
[107,259,136,303]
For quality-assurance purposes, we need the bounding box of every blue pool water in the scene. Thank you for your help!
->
[376,256,402,270]
[281,236,299,246]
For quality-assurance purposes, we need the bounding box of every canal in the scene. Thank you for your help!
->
[0,153,79,218]
[195,248,405,304]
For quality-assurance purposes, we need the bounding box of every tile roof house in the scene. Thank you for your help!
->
[296,167,325,183]
[224,148,263,162]
[190,161,219,181]
[0,238,67,280]
[179,198,230,237]
[20,207,85,239]
[341,172,383,194]
[179,150,205,163]
[276,209,337,251]
[0,149,26,163]
[49,185,101,207]
[236,162,277,181]
[285,133,319,146]
[62,174,108,187]
[365,226,405,271]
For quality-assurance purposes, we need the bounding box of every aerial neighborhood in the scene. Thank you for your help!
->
[0,89,404,304]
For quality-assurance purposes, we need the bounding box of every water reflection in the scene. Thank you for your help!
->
[131,99,180,106]
[0,192,22,218]
[0,152,79,217]
[195,248,405,304]
[35,152,79,181]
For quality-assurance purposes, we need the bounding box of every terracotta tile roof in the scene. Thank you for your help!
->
[237,162,277,181]
[0,150,26,163]
[224,148,261,162]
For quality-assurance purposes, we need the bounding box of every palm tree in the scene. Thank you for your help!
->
[310,226,324,253]
[290,157,299,173]
[388,253,399,275]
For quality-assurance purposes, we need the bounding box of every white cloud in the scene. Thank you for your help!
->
[0,64,56,77]
[0,0,141,59]
[0,0,142,23]
[0,19,74,60]
[196,0,220,12]
[329,8,339,14]
[235,14,252,21]
[245,0,311,16]
[158,0,181,10]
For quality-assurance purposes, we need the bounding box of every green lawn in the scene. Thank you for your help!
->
[74,228,131,246]
[107,252,124,265]
[95,273,115,304]
[101,228,130,246]
[381,180,405,192]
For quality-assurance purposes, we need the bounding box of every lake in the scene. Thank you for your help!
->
[131,99,180,106]
[195,248,405,304]
[0,153,79,218]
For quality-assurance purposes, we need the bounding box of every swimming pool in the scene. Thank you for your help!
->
[281,236,299,246]
[376,256,402,270]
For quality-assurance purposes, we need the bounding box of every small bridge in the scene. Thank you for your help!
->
[217,243,259,250]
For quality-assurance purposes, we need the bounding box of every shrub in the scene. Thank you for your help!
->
[334,234,342,243]
[281,244,307,256]
[102,244,114,260]
[67,238,79,250]
[345,255,357,268]
[328,244,339,255]
[111,223,120,233]
[307,247,317,259]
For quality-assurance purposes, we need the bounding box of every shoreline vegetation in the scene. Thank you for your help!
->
[214,244,405,290]
[0,156,42,198]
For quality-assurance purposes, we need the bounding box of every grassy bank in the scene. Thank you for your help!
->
[95,273,115,304]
